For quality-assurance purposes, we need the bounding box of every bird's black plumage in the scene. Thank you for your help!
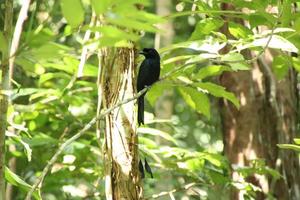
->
[137,48,160,125]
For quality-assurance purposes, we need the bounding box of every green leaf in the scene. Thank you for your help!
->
[130,11,165,24]
[195,65,232,80]
[195,82,240,108]
[24,133,58,147]
[294,138,300,145]
[228,22,252,39]
[107,17,158,32]
[249,13,276,28]
[147,83,170,107]
[178,87,210,118]
[186,158,205,171]
[6,132,32,161]
[293,17,300,32]
[204,153,223,167]
[38,73,71,86]
[221,53,249,71]
[272,55,290,80]
[91,0,111,14]
[190,18,224,40]
[252,35,298,53]
[11,88,40,100]
[138,127,178,145]
[0,31,8,53]
[88,26,140,41]
[61,0,84,28]
[83,63,98,77]
[277,144,300,152]
[5,167,41,199]
[162,55,193,65]
[209,170,229,185]
[30,42,70,60]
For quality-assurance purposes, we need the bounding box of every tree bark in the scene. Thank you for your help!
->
[0,1,13,199]
[219,3,300,200]
[101,48,142,200]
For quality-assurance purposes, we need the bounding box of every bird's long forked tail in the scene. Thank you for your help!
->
[138,94,145,126]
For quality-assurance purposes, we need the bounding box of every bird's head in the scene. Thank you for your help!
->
[140,48,160,59]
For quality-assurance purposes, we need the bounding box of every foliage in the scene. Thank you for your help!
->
[278,138,300,152]
[0,0,299,199]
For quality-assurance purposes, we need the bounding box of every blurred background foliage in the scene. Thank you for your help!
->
[0,0,300,199]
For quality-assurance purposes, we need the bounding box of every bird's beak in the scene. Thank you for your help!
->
[139,51,145,55]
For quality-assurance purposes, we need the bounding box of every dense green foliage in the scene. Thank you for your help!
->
[0,0,299,199]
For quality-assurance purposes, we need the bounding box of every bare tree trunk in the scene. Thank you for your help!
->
[100,48,142,200]
[220,3,300,200]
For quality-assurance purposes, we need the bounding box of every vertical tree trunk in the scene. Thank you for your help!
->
[154,0,174,131]
[219,3,300,200]
[101,48,142,200]
[0,1,13,199]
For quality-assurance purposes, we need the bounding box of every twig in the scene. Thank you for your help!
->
[77,13,97,77]
[144,182,203,199]
[9,0,31,80]
[63,14,97,94]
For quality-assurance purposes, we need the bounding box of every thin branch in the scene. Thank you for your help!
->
[9,0,31,80]
[25,87,149,200]
[144,182,204,199]
[77,13,97,77]
[166,10,245,19]
[63,14,97,94]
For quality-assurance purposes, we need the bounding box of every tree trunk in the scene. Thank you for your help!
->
[0,1,13,199]
[154,0,174,132]
[100,48,142,200]
[220,3,300,200]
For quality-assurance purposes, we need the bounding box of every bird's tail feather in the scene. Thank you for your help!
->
[138,94,144,126]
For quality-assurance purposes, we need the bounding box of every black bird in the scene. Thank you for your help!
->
[137,48,160,125]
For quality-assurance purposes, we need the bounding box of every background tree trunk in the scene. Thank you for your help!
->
[154,0,174,132]
[220,3,300,200]
[101,48,142,200]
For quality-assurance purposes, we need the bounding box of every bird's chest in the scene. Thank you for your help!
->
[145,59,160,83]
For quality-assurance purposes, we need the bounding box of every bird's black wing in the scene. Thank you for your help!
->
[137,59,151,92]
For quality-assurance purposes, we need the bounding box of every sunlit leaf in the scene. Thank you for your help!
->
[61,0,84,28]
[162,55,193,65]
[190,18,224,40]
[88,26,140,41]
[195,82,240,108]
[294,138,300,145]
[195,65,232,80]
[228,22,253,39]
[91,0,111,14]
[252,35,298,53]
[178,87,211,118]
[38,73,71,86]
[277,144,300,152]
[138,127,178,145]
[107,17,158,32]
